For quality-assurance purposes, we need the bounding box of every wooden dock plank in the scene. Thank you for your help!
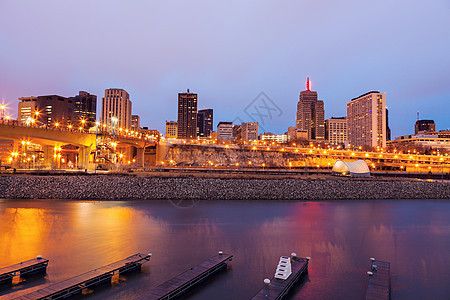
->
[366,260,390,300]
[16,253,150,300]
[139,253,233,300]
[252,256,309,300]
[0,257,49,276]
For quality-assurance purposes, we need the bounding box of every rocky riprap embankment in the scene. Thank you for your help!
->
[0,175,448,200]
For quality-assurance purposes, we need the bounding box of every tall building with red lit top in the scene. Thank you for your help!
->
[295,77,325,141]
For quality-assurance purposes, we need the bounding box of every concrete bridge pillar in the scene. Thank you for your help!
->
[156,142,170,164]
[78,146,90,170]
[43,145,54,169]
[125,146,134,164]
[136,148,145,167]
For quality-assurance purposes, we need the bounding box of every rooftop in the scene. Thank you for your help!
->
[351,91,381,101]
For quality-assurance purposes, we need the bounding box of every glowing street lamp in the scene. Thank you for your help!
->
[0,103,5,120]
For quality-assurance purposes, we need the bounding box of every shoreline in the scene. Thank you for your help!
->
[0,174,448,200]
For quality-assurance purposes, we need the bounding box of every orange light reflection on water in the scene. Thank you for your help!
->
[0,208,59,264]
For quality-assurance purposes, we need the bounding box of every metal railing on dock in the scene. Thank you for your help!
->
[15,253,151,300]
[366,258,390,300]
[138,251,233,300]
[252,254,309,300]
[0,256,48,286]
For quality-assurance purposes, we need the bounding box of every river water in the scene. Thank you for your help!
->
[0,199,449,300]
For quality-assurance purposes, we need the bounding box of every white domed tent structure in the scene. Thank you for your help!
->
[332,160,371,177]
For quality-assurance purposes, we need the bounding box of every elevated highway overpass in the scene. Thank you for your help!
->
[0,124,154,169]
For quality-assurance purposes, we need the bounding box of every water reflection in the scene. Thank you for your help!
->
[0,200,448,299]
[0,207,61,262]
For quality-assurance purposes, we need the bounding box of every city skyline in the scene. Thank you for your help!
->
[0,1,449,137]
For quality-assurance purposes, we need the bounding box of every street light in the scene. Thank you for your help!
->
[0,103,5,120]
[34,111,40,126]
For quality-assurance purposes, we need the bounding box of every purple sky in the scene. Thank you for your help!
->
[1,0,449,136]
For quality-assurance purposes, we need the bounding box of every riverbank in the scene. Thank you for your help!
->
[0,174,448,200]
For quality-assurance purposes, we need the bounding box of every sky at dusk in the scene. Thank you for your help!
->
[0,0,449,137]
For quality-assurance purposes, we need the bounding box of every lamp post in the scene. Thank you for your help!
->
[34,111,40,126]
[0,103,5,121]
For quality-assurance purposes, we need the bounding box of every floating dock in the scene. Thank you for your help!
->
[366,258,390,300]
[16,253,151,300]
[0,256,48,286]
[139,252,233,300]
[252,254,309,300]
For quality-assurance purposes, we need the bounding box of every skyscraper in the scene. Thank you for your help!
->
[102,88,132,130]
[347,91,386,148]
[177,89,198,139]
[295,77,325,141]
[71,91,97,123]
[197,109,213,138]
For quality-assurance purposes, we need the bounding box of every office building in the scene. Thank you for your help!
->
[217,121,233,139]
[415,119,436,134]
[287,127,308,142]
[295,77,325,141]
[197,109,213,138]
[260,133,288,144]
[140,127,160,140]
[241,122,259,141]
[326,117,347,145]
[389,131,450,151]
[71,91,97,123]
[177,89,198,139]
[165,121,178,138]
[232,124,242,140]
[102,88,132,130]
[18,95,75,127]
[386,108,391,141]
[131,115,140,131]
[347,91,387,148]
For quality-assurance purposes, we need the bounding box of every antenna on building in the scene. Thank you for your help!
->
[306,76,311,91]
[417,111,419,120]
